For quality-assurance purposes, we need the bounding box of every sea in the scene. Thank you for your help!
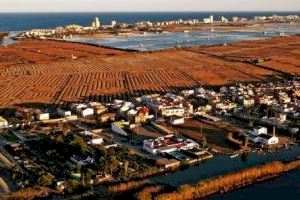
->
[0,12,299,32]
[1,12,300,50]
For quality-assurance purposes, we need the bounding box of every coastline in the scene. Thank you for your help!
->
[138,159,300,200]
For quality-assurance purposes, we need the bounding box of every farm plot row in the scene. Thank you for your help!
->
[0,67,200,107]
[0,59,121,76]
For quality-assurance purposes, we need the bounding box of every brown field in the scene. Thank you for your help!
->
[0,36,299,108]
[192,35,300,74]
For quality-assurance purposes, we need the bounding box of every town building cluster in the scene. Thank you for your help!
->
[1,78,299,148]
[18,13,300,40]
[0,76,299,194]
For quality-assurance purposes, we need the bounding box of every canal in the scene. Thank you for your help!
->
[149,145,300,187]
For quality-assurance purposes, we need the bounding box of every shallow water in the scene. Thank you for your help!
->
[149,145,300,187]
[69,23,300,51]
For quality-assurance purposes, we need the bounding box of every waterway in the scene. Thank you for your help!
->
[150,145,300,186]
[68,23,300,51]
[0,31,21,46]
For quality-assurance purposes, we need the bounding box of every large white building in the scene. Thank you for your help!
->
[248,126,279,145]
[0,116,8,129]
[81,108,94,117]
[253,126,268,136]
[111,21,117,27]
[92,17,101,29]
[143,134,199,155]
[37,113,50,121]
[161,106,185,117]
[170,116,185,125]
[203,15,214,24]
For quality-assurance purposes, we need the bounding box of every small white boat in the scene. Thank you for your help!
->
[230,153,239,158]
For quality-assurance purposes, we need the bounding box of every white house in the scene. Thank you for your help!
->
[57,108,71,117]
[0,116,8,128]
[143,134,199,155]
[37,113,50,121]
[81,108,94,117]
[161,106,185,117]
[71,103,87,112]
[170,116,185,125]
[248,127,279,145]
[257,134,279,145]
[253,126,268,136]
[242,98,255,107]
[89,136,104,145]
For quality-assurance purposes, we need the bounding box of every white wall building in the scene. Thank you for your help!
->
[253,126,268,136]
[92,17,101,29]
[248,127,279,145]
[37,113,50,121]
[170,116,185,125]
[81,108,94,117]
[0,116,8,128]
[57,108,72,117]
[161,106,185,117]
[203,15,214,24]
[111,21,117,27]
[221,16,229,23]
[89,137,104,145]
[143,134,199,155]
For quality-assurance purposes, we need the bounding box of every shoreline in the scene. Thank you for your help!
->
[10,21,300,52]
[139,159,300,200]
[51,33,298,54]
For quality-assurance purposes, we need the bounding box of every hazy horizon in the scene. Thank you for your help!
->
[1,0,299,12]
[1,11,300,13]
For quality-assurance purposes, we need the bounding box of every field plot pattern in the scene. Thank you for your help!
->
[0,36,299,108]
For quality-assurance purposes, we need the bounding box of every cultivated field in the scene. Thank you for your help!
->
[192,36,300,74]
[0,36,299,108]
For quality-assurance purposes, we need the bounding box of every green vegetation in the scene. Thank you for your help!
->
[38,172,55,186]
[0,130,18,142]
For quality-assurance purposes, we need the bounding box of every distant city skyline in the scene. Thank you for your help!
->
[0,0,300,12]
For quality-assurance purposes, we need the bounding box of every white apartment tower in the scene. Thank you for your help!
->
[111,21,117,27]
[92,17,101,29]
[210,15,214,23]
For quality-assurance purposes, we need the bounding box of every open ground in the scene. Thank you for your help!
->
[0,36,299,108]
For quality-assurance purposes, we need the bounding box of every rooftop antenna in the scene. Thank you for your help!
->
[201,123,203,134]
[273,126,276,137]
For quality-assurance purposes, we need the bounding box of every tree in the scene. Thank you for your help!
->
[108,156,119,175]
[82,169,93,187]
[70,135,88,153]
[98,156,109,175]
[107,148,116,156]
[53,134,64,144]
[66,180,79,194]
[38,172,55,186]
[201,137,207,147]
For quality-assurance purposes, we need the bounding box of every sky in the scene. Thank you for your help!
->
[0,0,299,12]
